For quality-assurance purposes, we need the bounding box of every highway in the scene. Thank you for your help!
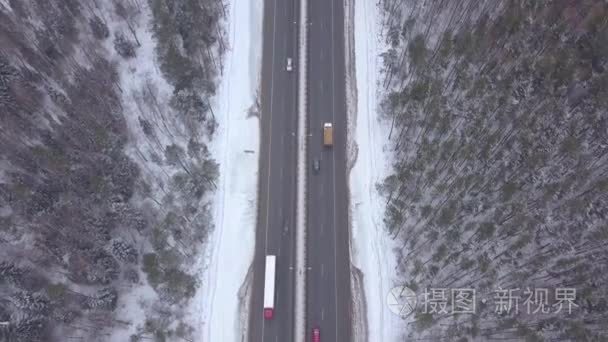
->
[248,0,298,340]
[249,0,352,340]
[306,0,352,340]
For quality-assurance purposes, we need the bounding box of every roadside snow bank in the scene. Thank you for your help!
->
[348,0,405,341]
[200,0,263,340]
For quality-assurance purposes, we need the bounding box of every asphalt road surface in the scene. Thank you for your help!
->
[306,0,352,340]
[249,0,352,340]
[248,0,298,340]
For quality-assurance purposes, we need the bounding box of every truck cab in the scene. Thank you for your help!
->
[264,308,273,319]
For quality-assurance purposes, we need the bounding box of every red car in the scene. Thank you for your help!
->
[312,327,320,342]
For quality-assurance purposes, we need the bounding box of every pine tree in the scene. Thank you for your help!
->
[89,16,109,40]
[10,314,46,342]
[0,262,25,286]
[114,32,136,58]
[10,292,49,314]
[85,287,118,311]
[111,239,138,263]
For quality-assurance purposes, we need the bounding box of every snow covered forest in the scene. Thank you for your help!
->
[377,0,608,340]
[0,0,225,340]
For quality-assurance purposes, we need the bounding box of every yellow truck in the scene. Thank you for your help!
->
[323,123,333,147]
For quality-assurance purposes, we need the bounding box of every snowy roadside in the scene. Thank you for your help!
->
[198,0,264,340]
[347,0,405,341]
[101,0,249,338]
[99,2,198,340]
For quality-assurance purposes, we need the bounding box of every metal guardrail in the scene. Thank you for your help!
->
[294,0,308,339]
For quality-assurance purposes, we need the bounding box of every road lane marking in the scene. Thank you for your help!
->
[286,9,299,337]
[330,0,340,341]
[319,166,326,196]
[321,263,325,277]
[283,25,289,67]
[280,129,285,185]
[264,0,278,265]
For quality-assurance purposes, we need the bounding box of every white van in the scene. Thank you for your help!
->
[286,58,293,72]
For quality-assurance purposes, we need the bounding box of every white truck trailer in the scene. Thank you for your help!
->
[263,255,276,319]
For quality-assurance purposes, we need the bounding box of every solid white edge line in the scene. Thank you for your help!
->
[330,0,340,341]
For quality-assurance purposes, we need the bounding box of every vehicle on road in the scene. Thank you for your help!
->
[323,123,333,147]
[286,57,293,71]
[313,158,320,173]
[312,327,320,342]
[263,255,276,319]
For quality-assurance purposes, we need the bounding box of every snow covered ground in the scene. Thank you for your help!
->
[100,4,188,341]
[199,0,264,341]
[348,0,405,341]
